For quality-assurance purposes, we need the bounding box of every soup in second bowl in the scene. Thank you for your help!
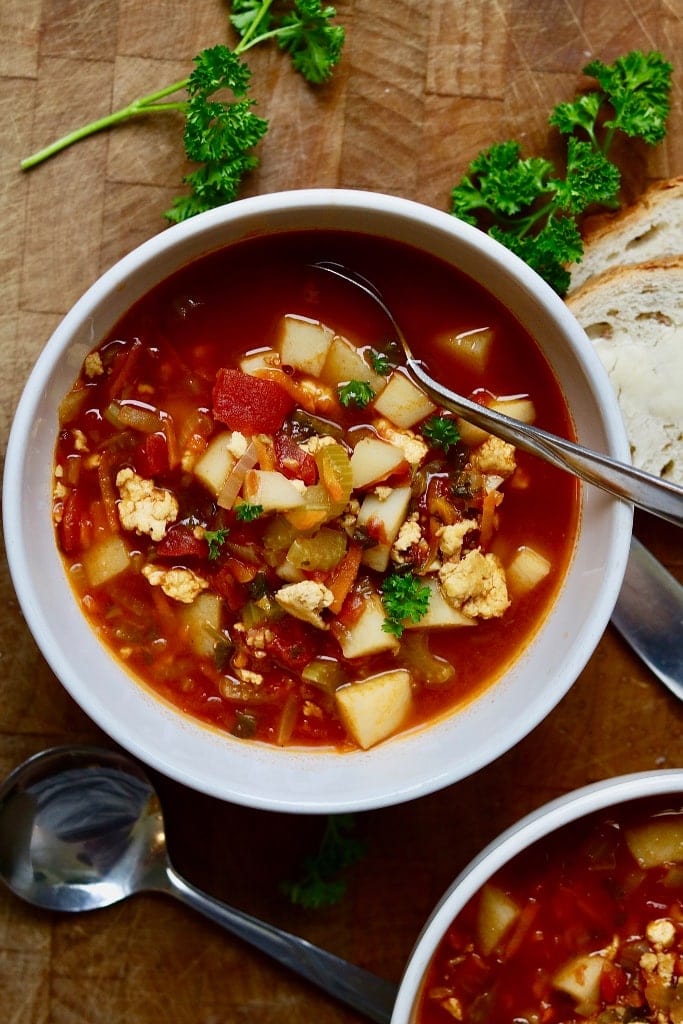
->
[52,229,578,751]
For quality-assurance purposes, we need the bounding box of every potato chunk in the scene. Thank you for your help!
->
[82,534,131,587]
[371,370,436,428]
[553,954,609,1016]
[476,884,520,955]
[336,669,413,749]
[506,545,551,595]
[180,592,223,658]
[350,437,407,489]
[625,817,683,867]
[321,335,386,392]
[193,431,237,497]
[334,591,399,659]
[242,469,305,511]
[277,315,334,376]
[403,578,476,629]
[357,485,412,572]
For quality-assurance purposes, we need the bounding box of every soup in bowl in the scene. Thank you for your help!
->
[392,770,683,1024]
[3,189,631,811]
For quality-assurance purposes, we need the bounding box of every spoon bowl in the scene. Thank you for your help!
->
[0,746,397,1023]
[311,261,683,527]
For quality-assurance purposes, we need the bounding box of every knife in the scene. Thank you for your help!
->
[611,536,683,701]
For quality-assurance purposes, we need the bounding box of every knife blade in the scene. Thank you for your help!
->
[611,536,683,701]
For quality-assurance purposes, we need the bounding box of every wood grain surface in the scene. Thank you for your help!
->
[1,2,682,1022]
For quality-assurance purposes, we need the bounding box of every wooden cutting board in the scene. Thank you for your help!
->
[1,2,682,1021]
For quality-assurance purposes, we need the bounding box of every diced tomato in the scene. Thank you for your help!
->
[59,490,88,553]
[266,619,318,671]
[273,432,317,484]
[600,962,627,1003]
[211,565,246,611]
[156,524,208,560]
[212,368,295,434]
[136,431,169,477]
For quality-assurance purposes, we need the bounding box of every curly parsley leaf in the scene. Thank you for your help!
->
[422,415,460,453]
[204,527,230,560]
[449,50,672,296]
[21,2,345,217]
[280,814,365,909]
[235,502,264,522]
[381,570,431,638]
[338,380,375,408]
[231,0,344,84]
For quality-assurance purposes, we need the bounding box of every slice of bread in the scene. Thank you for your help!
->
[568,176,683,294]
[566,256,683,485]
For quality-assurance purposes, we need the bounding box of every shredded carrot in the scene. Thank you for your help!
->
[107,339,144,399]
[162,414,181,470]
[252,433,276,471]
[97,454,120,533]
[326,543,363,614]
[479,490,502,549]
[254,367,317,413]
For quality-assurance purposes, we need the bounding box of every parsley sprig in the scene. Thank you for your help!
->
[381,569,431,638]
[280,814,365,909]
[450,50,672,295]
[235,502,264,522]
[338,380,375,408]
[422,415,460,453]
[21,1,345,221]
[204,527,230,560]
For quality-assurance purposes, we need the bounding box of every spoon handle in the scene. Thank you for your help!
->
[408,359,683,528]
[164,865,397,1023]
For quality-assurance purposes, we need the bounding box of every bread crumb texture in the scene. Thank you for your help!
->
[567,254,683,485]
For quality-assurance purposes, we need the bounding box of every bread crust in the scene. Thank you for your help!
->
[568,176,683,293]
[567,255,683,485]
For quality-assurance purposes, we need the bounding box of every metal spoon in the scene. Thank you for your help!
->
[0,746,397,1024]
[311,261,683,528]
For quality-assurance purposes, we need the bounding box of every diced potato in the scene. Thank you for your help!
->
[456,417,490,448]
[457,396,536,449]
[193,431,237,497]
[82,534,131,587]
[180,592,223,658]
[334,591,399,659]
[507,545,551,595]
[357,486,412,572]
[403,577,476,629]
[491,396,536,423]
[436,326,494,372]
[242,470,306,511]
[321,335,387,393]
[239,348,280,376]
[476,884,520,955]
[553,954,609,1015]
[625,818,683,867]
[371,370,436,428]
[277,315,334,376]
[336,669,413,749]
[350,437,407,489]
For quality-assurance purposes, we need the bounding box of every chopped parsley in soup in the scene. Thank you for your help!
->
[53,230,578,750]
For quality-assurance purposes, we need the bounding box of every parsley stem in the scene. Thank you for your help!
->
[233,0,276,52]
[21,79,189,170]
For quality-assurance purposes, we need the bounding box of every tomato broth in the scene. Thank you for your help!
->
[416,797,683,1024]
[53,230,578,750]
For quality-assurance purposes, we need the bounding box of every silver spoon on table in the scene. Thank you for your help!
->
[311,262,683,528]
[0,746,397,1024]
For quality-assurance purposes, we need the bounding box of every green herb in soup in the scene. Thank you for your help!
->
[52,231,578,750]
[417,798,683,1024]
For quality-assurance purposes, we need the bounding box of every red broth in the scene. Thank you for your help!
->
[53,230,578,750]
[416,797,683,1024]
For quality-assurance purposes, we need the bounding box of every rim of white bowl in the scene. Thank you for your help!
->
[2,189,633,812]
[391,768,683,1023]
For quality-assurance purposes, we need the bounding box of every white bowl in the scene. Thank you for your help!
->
[392,768,683,1023]
[3,189,632,812]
